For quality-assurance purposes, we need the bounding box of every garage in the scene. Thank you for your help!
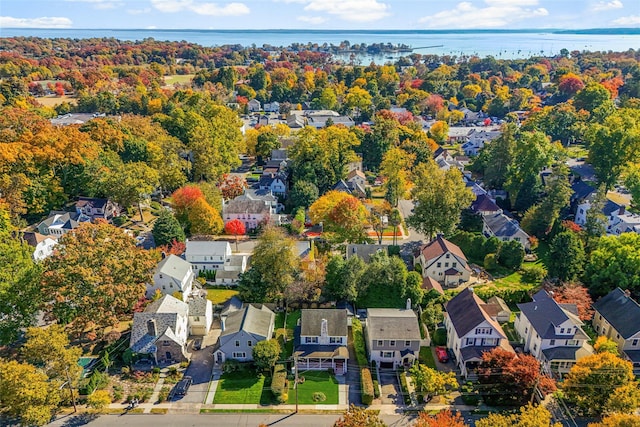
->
[379,361,394,369]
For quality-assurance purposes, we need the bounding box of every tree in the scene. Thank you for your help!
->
[309,191,369,244]
[42,220,157,337]
[0,360,60,426]
[413,410,468,427]
[101,161,159,221]
[404,271,425,306]
[475,404,561,427]
[478,348,556,406]
[23,325,82,382]
[218,174,246,200]
[187,197,223,236]
[585,233,640,297]
[256,130,280,161]
[87,390,111,410]
[471,124,516,189]
[389,209,402,246]
[428,121,449,144]
[574,82,612,114]
[324,255,366,302]
[562,351,637,415]
[550,283,593,321]
[152,208,185,248]
[408,159,474,239]
[171,184,205,225]
[289,180,319,210]
[521,164,572,238]
[238,227,299,303]
[224,218,246,252]
[380,147,413,207]
[252,339,281,372]
[504,131,552,205]
[497,240,525,270]
[409,364,457,397]
[334,405,387,427]
[358,252,410,308]
[589,413,640,427]
[548,231,585,281]
[594,336,620,355]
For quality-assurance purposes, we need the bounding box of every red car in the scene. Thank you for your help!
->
[435,346,449,363]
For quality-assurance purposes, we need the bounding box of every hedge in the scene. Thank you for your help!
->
[271,363,288,404]
[352,318,368,367]
[398,371,411,405]
[360,367,374,405]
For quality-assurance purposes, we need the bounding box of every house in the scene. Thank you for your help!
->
[148,254,195,301]
[264,101,280,113]
[287,113,306,128]
[346,244,387,263]
[481,296,511,323]
[214,304,275,364]
[482,213,530,250]
[461,128,502,156]
[593,288,640,374]
[248,99,261,112]
[223,196,272,231]
[184,240,247,284]
[365,307,421,369]
[414,235,471,287]
[258,173,287,197]
[75,197,119,222]
[22,231,58,261]
[305,110,355,129]
[610,212,640,236]
[50,113,97,126]
[129,295,189,365]
[574,196,624,234]
[332,179,366,199]
[515,290,593,377]
[422,276,444,296]
[187,296,213,336]
[444,288,512,378]
[470,194,503,216]
[346,169,367,189]
[36,211,80,237]
[569,180,595,205]
[295,309,349,374]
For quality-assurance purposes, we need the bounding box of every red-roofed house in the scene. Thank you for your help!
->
[414,235,471,287]
[422,276,444,296]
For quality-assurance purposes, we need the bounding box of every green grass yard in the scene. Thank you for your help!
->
[419,347,437,369]
[287,371,339,405]
[163,74,194,85]
[212,370,271,405]
[206,288,239,305]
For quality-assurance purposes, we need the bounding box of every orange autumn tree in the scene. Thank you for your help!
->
[413,410,468,427]
[309,191,368,244]
[172,184,223,236]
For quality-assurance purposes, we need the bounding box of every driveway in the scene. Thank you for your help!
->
[378,368,403,406]
[174,341,215,403]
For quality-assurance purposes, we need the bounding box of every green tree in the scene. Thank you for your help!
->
[505,131,552,204]
[324,255,366,303]
[585,233,640,297]
[152,208,186,247]
[497,240,525,270]
[389,208,402,246]
[237,227,299,303]
[0,360,60,426]
[42,221,157,337]
[256,130,280,161]
[409,364,457,396]
[357,252,409,308]
[289,180,319,210]
[521,164,572,238]
[404,271,425,306]
[548,231,585,281]
[101,160,159,221]
[471,123,516,189]
[574,82,612,114]
[408,158,474,239]
[23,325,82,382]
[252,339,281,372]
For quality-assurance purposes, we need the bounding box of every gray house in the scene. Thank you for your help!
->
[365,307,421,368]
[294,309,349,374]
[214,304,275,364]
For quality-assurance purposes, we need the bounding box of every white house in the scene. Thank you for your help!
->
[574,197,624,233]
[22,232,58,261]
[75,197,120,222]
[264,101,280,113]
[36,211,80,237]
[148,254,195,301]
[444,288,512,378]
[482,213,530,250]
[294,309,349,374]
[461,128,502,156]
[187,296,213,336]
[365,307,421,369]
[515,290,593,377]
[184,240,248,285]
[346,169,367,189]
[414,235,471,287]
[248,99,261,112]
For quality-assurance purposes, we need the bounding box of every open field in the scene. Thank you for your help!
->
[36,95,77,106]
[164,74,194,85]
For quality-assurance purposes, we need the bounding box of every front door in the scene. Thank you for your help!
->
[166,351,172,361]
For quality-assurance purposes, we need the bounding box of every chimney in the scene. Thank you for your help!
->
[161,251,166,259]
[406,298,412,310]
[147,319,157,336]
[619,206,626,216]
[624,289,631,298]
[320,318,328,338]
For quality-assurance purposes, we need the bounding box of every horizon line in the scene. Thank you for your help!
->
[2,27,639,32]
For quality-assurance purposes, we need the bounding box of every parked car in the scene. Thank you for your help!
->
[174,376,193,397]
[435,346,449,363]
[193,338,202,351]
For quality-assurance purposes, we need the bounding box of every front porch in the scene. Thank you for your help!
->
[294,345,349,375]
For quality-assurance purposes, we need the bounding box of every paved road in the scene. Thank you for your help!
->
[48,413,417,427]
[396,199,429,244]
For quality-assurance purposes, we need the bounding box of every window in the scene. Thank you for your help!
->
[446,254,450,259]
[616,334,620,339]
[453,262,457,268]
[533,344,537,352]
[560,328,565,334]
[163,340,170,346]
[389,340,396,346]
[247,341,252,347]
[235,340,240,347]
[437,262,441,268]
[599,314,602,320]
[466,338,474,345]
[305,337,318,344]
[633,339,638,346]
[330,337,342,344]
[475,328,491,335]
[377,340,383,346]
[194,316,200,321]
[159,274,163,279]
[405,341,411,347]
[232,352,246,359]
[383,352,393,358]
[445,263,449,268]
[482,338,498,346]
[550,339,556,345]
[566,339,579,346]
[525,327,528,334]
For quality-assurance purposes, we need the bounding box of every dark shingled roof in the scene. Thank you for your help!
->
[593,288,640,339]
[517,290,588,340]
[445,288,506,339]
[542,346,593,362]
[300,309,347,337]
[570,180,595,202]
[366,308,421,341]
[471,194,501,213]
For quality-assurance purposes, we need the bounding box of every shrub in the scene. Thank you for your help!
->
[352,318,368,367]
[399,371,411,404]
[222,359,241,373]
[271,363,288,404]
[372,379,380,398]
[112,385,123,402]
[433,328,447,346]
[521,264,547,283]
[152,367,161,374]
[87,390,111,410]
[460,381,480,406]
[312,392,326,402]
[80,370,110,395]
[179,360,190,369]
[157,386,171,403]
[360,367,374,405]
[113,215,128,227]
[388,245,401,256]
[484,253,498,270]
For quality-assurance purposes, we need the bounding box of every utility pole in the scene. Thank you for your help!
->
[294,354,299,413]
[65,365,77,413]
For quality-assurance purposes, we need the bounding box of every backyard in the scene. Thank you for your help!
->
[212,370,271,405]
[287,370,339,405]
[206,288,239,305]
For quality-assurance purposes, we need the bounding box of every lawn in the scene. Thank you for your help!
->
[275,310,300,359]
[37,95,77,106]
[287,371,339,405]
[206,288,239,305]
[212,370,271,405]
[163,74,194,85]
[501,322,520,342]
[419,347,436,369]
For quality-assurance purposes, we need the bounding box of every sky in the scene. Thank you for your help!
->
[0,0,639,30]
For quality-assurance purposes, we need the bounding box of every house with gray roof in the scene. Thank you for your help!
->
[188,296,213,336]
[471,194,502,216]
[593,288,640,374]
[515,290,593,377]
[214,304,275,364]
[184,239,247,285]
[36,211,80,237]
[129,295,189,365]
[365,307,421,369]
[575,195,625,234]
[482,212,530,250]
[444,288,512,378]
[346,244,387,263]
[147,254,195,301]
[75,197,120,222]
[294,309,349,374]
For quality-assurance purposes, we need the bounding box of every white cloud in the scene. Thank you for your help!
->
[0,16,73,28]
[65,0,123,9]
[612,14,640,25]
[128,8,152,14]
[150,0,250,16]
[592,0,623,11]
[303,0,391,22]
[418,0,548,29]
[297,15,326,24]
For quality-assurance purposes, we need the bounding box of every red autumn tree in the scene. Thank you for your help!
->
[551,283,594,321]
[172,184,205,223]
[218,174,247,200]
[224,218,246,251]
[54,81,65,96]
[157,239,186,256]
[413,410,468,427]
[558,73,585,96]
[561,220,583,233]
